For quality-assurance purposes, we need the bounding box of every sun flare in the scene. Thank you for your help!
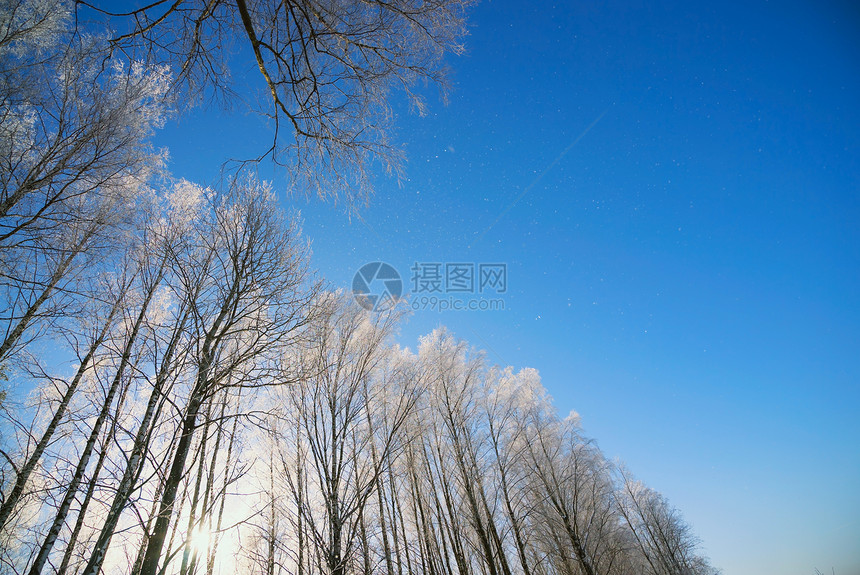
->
[188,527,211,556]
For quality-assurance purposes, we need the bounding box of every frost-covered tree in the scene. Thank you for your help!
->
[0,0,169,364]
[271,294,416,575]
[78,0,474,201]
[615,467,719,575]
[483,366,549,575]
[131,178,317,575]
[0,6,720,571]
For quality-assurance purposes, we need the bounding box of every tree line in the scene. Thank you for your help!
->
[0,1,718,574]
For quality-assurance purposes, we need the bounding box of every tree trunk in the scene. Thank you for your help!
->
[28,268,155,573]
[56,409,119,575]
[138,389,205,575]
[0,282,123,531]
[81,304,189,575]
[0,223,99,362]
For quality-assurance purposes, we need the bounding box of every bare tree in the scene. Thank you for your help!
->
[273,294,416,575]
[0,267,131,534]
[522,406,624,575]
[1,0,169,364]
[77,0,474,202]
[615,467,719,575]
[417,329,515,575]
[483,367,550,575]
[135,177,316,575]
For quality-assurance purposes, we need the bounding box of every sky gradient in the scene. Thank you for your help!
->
[157,1,860,573]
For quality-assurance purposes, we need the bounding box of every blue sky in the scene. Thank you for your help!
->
[158,1,860,573]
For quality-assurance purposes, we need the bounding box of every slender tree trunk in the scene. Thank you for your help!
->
[407,460,431,575]
[179,440,206,574]
[131,436,181,575]
[476,470,514,575]
[387,462,409,575]
[0,284,123,531]
[81,303,189,575]
[266,455,277,575]
[429,465,458,575]
[0,227,93,362]
[428,442,468,575]
[27,275,157,575]
[366,404,395,575]
[489,427,532,575]
[139,387,206,575]
[181,403,212,575]
[561,512,596,575]
[446,424,498,575]
[206,390,241,575]
[56,407,119,575]
[500,473,532,575]
[358,506,371,575]
[295,439,305,575]
[189,393,227,575]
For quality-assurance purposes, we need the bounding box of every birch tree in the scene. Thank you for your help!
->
[79,0,474,201]
[615,467,718,575]
[136,177,316,575]
[1,0,169,364]
[417,329,515,575]
[274,294,416,575]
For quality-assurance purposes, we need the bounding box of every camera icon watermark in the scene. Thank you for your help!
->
[352,262,403,312]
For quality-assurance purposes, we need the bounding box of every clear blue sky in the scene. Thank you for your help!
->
[158,1,860,573]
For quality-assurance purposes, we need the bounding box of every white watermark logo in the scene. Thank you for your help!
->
[352,262,403,312]
[352,262,508,312]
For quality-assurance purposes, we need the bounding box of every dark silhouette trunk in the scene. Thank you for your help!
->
[81,302,189,575]
[138,387,206,575]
